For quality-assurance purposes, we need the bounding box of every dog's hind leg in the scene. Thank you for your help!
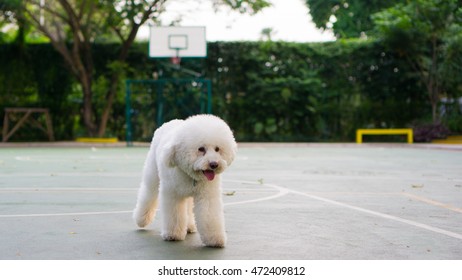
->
[133,152,160,228]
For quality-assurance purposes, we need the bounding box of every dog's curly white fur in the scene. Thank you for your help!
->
[133,114,237,247]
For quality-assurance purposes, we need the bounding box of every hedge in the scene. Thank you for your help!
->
[0,40,455,142]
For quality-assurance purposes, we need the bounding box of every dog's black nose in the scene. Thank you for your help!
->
[209,161,219,169]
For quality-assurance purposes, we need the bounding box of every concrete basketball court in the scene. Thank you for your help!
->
[0,143,461,260]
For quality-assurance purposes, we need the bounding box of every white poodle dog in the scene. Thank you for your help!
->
[133,114,237,247]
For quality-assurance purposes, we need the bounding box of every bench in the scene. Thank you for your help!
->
[356,128,413,144]
[2,108,55,142]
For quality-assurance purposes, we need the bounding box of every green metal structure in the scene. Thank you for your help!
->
[125,78,212,146]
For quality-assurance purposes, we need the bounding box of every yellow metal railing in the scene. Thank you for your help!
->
[356,129,413,144]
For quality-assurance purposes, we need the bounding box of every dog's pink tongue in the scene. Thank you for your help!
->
[203,170,215,181]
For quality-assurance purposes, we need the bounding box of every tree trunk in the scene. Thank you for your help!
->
[97,74,118,137]
[425,81,440,124]
[431,101,438,124]
[22,0,164,138]
[80,72,98,136]
[97,25,140,137]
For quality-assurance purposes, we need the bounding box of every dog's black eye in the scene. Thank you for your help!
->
[215,147,220,152]
[198,147,206,153]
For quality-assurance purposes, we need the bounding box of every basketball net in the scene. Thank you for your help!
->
[171,56,181,65]
[170,48,182,66]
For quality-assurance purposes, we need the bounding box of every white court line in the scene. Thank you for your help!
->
[0,210,133,218]
[14,156,141,162]
[0,180,287,218]
[2,179,462,242]
[0,173,140,177]
[0,188,137,192]
[290,189,462,241]
[224,182,290,206]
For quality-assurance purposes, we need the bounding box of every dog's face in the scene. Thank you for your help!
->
[165,115,237,182]
[192,144,229,181]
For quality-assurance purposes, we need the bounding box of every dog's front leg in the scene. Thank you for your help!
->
[160,191,189,241]
[194,188,227,248]
[186,197,197,233]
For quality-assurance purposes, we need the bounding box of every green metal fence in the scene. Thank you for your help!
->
[125,78,212,145]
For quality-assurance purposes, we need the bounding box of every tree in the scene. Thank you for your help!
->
[304,0,401,38]
[16,0,270,137]
[0,0,23,43]
[372,0,462,123]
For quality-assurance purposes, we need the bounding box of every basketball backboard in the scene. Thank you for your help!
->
[149,26,207,58]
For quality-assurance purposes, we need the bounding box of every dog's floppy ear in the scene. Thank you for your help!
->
[163,142,177,168]
[225,141,238,166]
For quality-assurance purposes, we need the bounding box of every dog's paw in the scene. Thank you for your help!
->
[204,240,226,248]
[133,208,155,228]
[187,223,197,234]
[161,232,186,242]
[202,234,226,248]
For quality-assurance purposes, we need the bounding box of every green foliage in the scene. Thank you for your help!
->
[0,44,77,140]
[206,42,323,141]
[372,0,462,123]
[0,0,22,43]
[215,0,271,14]
[305,0,401,38]
[3,0,273,137]
[1,40,461,142]
[372,0,461,50]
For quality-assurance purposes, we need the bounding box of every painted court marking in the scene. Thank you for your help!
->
[0,173,140,178]
[224,180,290,206]
[401,192,462,214]
[290,189,462,241]
[0,180,287,218]
[1,179,461,241]
[0,210,133,218]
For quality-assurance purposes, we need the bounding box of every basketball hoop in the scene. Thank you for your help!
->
[171,56,181,65]
[149,26,207,64]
